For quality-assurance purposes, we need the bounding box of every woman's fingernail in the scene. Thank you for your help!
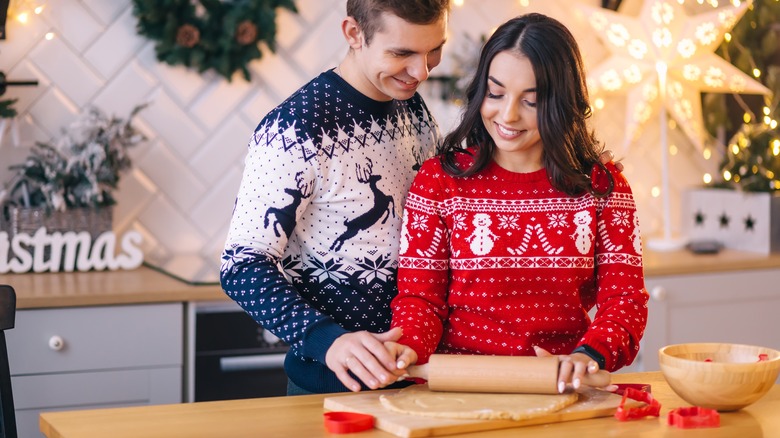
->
[397,360,406,369]
[588,362,597,373]
[558,381,566,394]
[573,378,581,389]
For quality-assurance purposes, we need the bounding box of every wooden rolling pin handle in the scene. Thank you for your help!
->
[580,370,611,389]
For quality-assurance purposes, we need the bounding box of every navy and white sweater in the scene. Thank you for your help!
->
[220,70,441,393]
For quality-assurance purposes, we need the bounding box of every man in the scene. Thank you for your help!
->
[221,0,450,395]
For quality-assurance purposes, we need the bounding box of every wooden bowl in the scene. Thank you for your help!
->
[659,343,780,411]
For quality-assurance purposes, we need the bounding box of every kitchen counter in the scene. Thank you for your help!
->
[642,248,780,277]
[39,371,779,438]
[0,265,226,309]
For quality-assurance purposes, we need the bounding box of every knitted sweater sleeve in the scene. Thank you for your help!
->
[391,159,450,365]
[578,163,649,371]
[220,118,347,364]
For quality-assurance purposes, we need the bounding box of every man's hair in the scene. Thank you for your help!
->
[347,0,450,45]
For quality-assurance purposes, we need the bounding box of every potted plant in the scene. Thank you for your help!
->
[0,104,147,241]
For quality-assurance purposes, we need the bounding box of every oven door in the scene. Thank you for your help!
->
[193,302,289,401]
[195,351,288,401]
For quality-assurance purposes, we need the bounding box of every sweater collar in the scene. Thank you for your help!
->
[484,159,548,183]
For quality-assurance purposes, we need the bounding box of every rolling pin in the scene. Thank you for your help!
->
[405,354,611,394]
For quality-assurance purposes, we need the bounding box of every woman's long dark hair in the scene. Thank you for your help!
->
[439,13,613,197]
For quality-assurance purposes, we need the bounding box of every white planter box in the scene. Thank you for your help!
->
[683,188,780,253]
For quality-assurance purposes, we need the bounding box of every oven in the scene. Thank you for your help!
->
[187,301,289,402]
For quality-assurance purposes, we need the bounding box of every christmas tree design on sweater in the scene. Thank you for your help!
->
[221,70,440,393]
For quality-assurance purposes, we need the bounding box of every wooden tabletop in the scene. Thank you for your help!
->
[39,371,779,438]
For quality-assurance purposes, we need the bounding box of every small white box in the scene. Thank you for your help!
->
[683,188,780,253]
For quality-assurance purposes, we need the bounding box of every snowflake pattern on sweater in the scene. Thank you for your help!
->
[391,155,648,371]
[220,70,440,393]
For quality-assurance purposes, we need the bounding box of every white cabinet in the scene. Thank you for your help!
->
[640,268,780,373]
[6,303,183,438]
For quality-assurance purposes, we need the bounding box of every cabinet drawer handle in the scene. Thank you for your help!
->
[220,354,286,372]
[48,335,65,351]
[651,286,667,301]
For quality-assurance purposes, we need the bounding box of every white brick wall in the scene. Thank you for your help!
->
[0,0,716,262]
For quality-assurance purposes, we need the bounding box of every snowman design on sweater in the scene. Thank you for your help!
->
[391,156,648,372]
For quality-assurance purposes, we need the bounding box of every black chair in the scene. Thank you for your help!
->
[0,285,17,438]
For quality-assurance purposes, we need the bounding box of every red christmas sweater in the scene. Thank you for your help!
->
[391,154,648,372]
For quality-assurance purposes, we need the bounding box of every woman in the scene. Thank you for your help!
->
[390,13,648,393]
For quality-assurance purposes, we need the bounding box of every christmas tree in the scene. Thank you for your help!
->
[703,0,780,192]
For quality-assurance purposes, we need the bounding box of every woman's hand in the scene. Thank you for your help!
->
[325,327,409,392]
[382,340,418,387]
[533,346,617,393]
[599,150,624,172]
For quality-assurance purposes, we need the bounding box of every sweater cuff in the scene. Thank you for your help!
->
[301,318,349,363]
[572,344,606,370]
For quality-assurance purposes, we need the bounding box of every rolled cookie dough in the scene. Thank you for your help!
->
[379,384,578,421]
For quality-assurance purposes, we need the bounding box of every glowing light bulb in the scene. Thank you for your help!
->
[753,68,761,78]
[723,170,732,181]
[45,32,55,40]
[743,113,751,123]
[703,173,712,184]
[453,0,464,6]
[651,186,661,198]
[17,12,29,23]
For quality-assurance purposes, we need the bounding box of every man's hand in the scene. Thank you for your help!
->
[599,150,624,172]
[325,327,409,392]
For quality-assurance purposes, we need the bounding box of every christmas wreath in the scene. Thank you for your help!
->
[131,0,297,81]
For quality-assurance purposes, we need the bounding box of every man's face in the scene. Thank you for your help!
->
[352,12,447,101]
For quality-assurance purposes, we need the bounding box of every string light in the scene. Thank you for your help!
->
[8,0,46,25]
[703,173,712,184]
[579,0,768,153]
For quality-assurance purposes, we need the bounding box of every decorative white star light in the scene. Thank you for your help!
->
[578,0,771,152]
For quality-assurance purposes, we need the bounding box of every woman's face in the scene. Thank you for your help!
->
[480,51,543,173]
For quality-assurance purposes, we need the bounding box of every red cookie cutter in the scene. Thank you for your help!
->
[668,407,720,429]
[614,383,651,396]
[323,412,375,434]
[614,386,661,421]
